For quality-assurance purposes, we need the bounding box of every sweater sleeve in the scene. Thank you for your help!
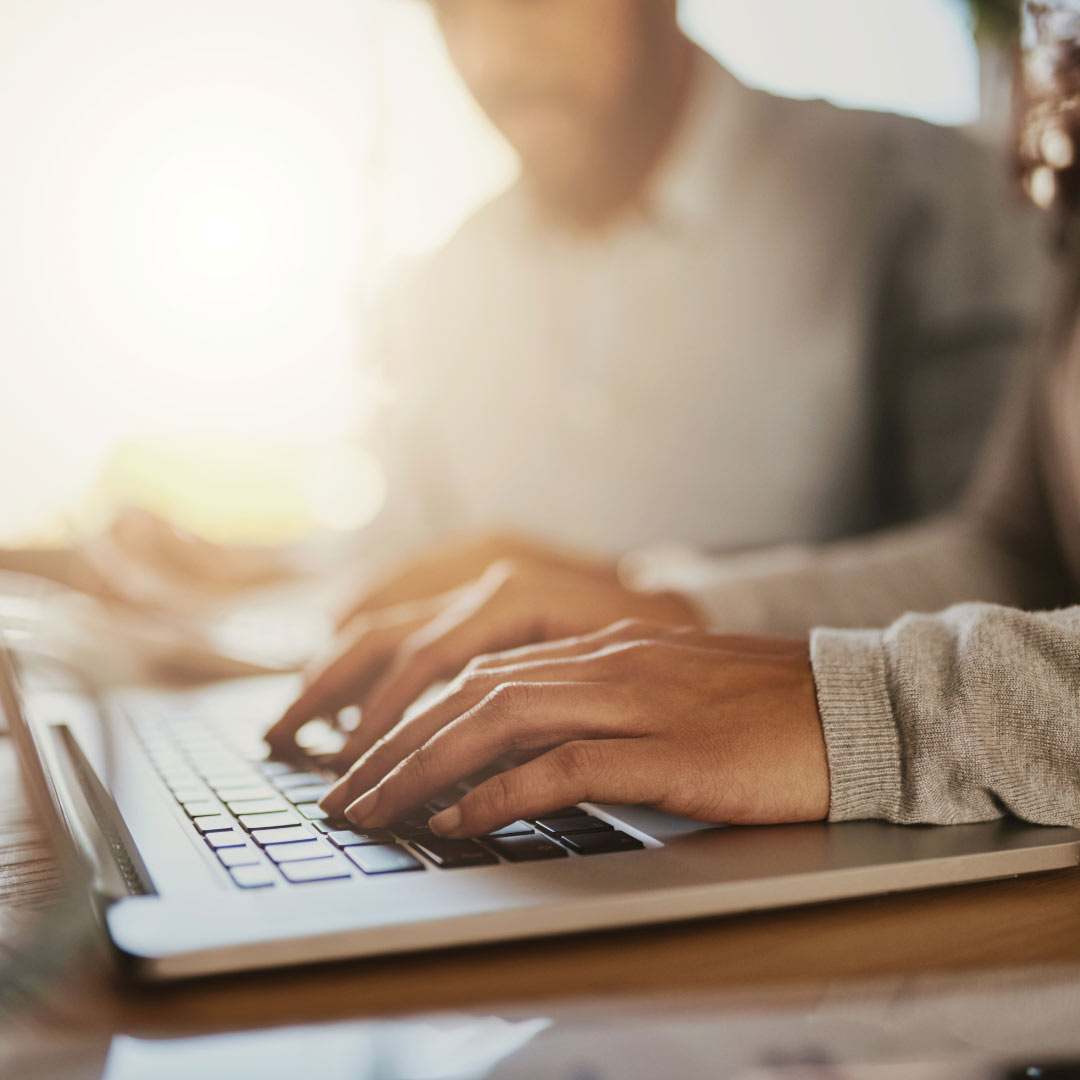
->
[812,603,1080,827]
[625,317,1080,828]
[628,516,1054,638]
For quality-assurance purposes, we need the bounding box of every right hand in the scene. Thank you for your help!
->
[265,556,702,771]
[320,621,829,835]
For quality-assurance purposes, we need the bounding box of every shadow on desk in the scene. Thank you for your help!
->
[7,963,1080,1080]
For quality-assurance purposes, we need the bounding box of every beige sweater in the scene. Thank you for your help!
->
[671,271,1080,827]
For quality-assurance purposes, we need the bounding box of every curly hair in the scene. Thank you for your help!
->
[1018,1,1080,214]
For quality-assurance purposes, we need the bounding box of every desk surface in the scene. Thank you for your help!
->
[3,736,1080,1038]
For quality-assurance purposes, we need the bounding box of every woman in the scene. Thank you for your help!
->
[270,0,1080,839]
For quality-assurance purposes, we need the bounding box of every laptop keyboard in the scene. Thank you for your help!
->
[130,707,645,890]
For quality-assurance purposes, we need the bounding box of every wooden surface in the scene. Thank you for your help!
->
[4,735,1080,1039]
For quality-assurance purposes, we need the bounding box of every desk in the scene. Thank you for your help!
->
[4,735,1080,1039]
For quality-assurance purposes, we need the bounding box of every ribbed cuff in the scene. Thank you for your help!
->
[810,628,903,822]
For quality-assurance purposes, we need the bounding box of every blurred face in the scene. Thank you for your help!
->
[430,0,682,218]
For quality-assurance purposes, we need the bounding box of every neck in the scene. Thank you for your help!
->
[532,35,697,233]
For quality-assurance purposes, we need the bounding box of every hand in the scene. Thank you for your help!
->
[318,620,831,835]
[332,530,612,629]
[266,558,701,769]
[80,508,296,612]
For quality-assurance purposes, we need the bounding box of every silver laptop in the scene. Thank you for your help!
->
[6,636,1080,983]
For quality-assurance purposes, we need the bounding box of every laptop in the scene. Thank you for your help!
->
[6,634,1080,982]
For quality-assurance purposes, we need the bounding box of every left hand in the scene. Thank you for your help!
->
[267,558,700,770]
[319,619,831,836]
[331,530,612,630]
[80,507,298,613]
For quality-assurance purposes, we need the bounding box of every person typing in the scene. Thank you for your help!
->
[266,0,1080,839]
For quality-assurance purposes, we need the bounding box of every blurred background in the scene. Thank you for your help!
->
[0,0,1002,548]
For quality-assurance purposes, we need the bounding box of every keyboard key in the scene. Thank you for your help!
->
[238,811,301,831]
[411,836,499,869]
[279,858,351,883]
[195,751,250,765]
[562,830,645,855]
[426,785,467,812]
[212,785,277,802]
[534,816,613,837]
[181,800,220,818]
[168,784,212,802]
[296,802,329,821]
[160,770,202,788]
[394,828,437,846]
[325,828,392,847]
[192,756,250,773]
[200,770,259,788]
[283,784,330,804]
[272,771,326,790]
[311,817,357,833]
[187,745,243,760]
[230,865,277,889]
[205,830,247,849]
[484,834,569,862]
[193,815,234,834]
[258,761,296,776]
[226,798,289,815]
[389,819,435,839]
[543,806,589,820]
[265,841,334,864]
[346,845,424,875]
[483,822,533,838]
[251,826,315,846]
[216,845,261,868]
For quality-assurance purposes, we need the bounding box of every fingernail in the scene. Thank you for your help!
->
[429,805,462,837]
[345,788,380,825]
[318,782,347,814]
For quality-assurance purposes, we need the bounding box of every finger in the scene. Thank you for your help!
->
[264,622,410,753]
[109,508,203,578]
[340,630,691,790]
[327,583,534,768]
[323,617,640,779]
[341,682,627,828]
[324,643,630,807]
[321,653,624,816]
[333,539,503,629]
[321,670,483,815]
[470,620,809,666]
[334,571,449,631]
[429,738,658,838]
[464,619,705,671]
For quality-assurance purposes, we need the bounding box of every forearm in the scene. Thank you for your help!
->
[625,515,1063,637]
[812,602,1080,827]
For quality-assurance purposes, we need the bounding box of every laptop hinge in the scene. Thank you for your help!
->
[50,724,155,899]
